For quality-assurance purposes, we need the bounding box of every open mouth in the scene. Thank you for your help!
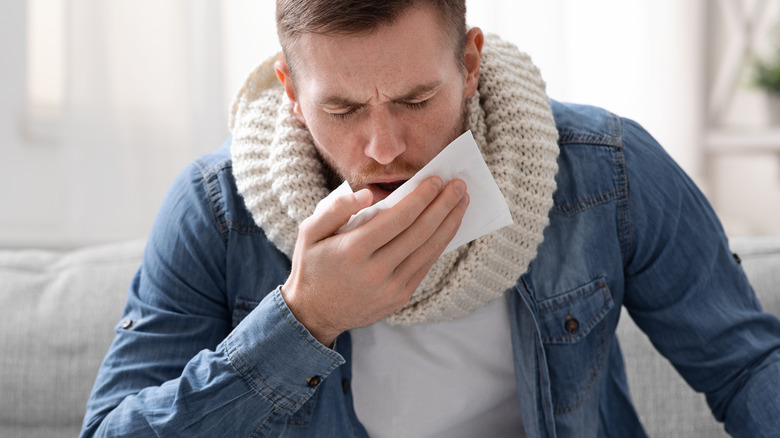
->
[374,180,407,193]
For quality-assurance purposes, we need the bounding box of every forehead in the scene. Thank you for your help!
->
[289,6,460,100]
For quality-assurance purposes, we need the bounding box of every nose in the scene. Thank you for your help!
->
[363,107,406,165]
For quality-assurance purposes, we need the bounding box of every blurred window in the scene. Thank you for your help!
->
[24,0,66,143]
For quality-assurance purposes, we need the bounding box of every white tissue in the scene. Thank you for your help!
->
[315,130,513,254]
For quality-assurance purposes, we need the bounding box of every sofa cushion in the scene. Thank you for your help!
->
[618,235,780,437]
[0,240,145,438]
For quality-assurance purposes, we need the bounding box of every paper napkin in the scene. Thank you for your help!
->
[316,130,513,254]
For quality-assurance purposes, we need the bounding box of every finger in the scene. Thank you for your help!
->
[402,249,440,299]
[352,176,444,250]
[302,189,373,242]
[393,190,469,280]
[380,193,468,315]
[379,179,467,266]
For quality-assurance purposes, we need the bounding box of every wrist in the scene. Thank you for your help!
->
[280,281,340,348]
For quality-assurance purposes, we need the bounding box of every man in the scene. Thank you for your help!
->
[81,1,780,437]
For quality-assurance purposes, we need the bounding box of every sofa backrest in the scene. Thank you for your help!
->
[0,240,145,438]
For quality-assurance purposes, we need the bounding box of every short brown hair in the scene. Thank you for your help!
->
[276,0,467,73]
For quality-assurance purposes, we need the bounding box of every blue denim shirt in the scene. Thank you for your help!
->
[81,101,780,437]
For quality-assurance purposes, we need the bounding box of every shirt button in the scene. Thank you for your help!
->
[307,376,322,388]
[120,319,134,330]
[565,316,579,334]
[342,379,350,393]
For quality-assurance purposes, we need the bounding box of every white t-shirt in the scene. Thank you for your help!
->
[350,292,525,437]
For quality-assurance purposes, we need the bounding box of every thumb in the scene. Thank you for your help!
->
[306,188,373,239]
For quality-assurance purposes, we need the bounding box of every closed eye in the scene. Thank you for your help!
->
[329,105,364,120]
[329,100,428,120]
[403,99,430,110]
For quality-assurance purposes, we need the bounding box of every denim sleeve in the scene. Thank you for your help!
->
[80,158,345,437]
[620,119,780,437]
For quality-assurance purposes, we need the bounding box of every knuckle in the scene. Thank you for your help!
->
[363,263,388,283]
[409,219,436,244]
[299,216,316,236]
[425,221,458,257]
[328,195,351,216]
[417,237,442,262]
[390,208,416,231]
[349,249,370,268]
[445,210,465,234]
[392,295,409,310]
[390,286,413,309]
[339,234,366,259]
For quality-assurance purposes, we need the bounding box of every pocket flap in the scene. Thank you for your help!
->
[537,277,614,344]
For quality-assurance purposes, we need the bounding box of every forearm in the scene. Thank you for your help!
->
[717,345,780,437]
[82,288,345,437]
[85,347,270,437]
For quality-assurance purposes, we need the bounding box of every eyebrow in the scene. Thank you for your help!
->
[315,80,442,108]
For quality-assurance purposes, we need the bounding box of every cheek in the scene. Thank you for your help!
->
[411,98,463,138]
[304,114,362,165]
[301,109,340,145]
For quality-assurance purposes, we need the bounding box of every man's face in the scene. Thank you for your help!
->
[277,7,482,203]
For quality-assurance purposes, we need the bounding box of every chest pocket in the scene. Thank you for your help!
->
[536,277,615,414]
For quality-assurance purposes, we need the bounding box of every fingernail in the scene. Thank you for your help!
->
[453,180,466,196]
[430,176,443,191]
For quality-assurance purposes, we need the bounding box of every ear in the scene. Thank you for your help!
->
[274,58,307,126]
[463,27,484,98]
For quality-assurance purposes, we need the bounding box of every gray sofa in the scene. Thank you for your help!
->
[1,236,778,437]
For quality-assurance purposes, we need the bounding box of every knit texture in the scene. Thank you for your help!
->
[230,34,559,325]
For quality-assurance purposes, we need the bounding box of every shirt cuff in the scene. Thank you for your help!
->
[224,286,345,412]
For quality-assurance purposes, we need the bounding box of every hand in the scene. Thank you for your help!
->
[281,176,469,346]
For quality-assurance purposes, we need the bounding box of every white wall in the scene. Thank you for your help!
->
[468,1,705,182]
[1,1,775,249]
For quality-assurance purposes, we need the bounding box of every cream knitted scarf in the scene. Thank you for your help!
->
[229,34,559,325]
